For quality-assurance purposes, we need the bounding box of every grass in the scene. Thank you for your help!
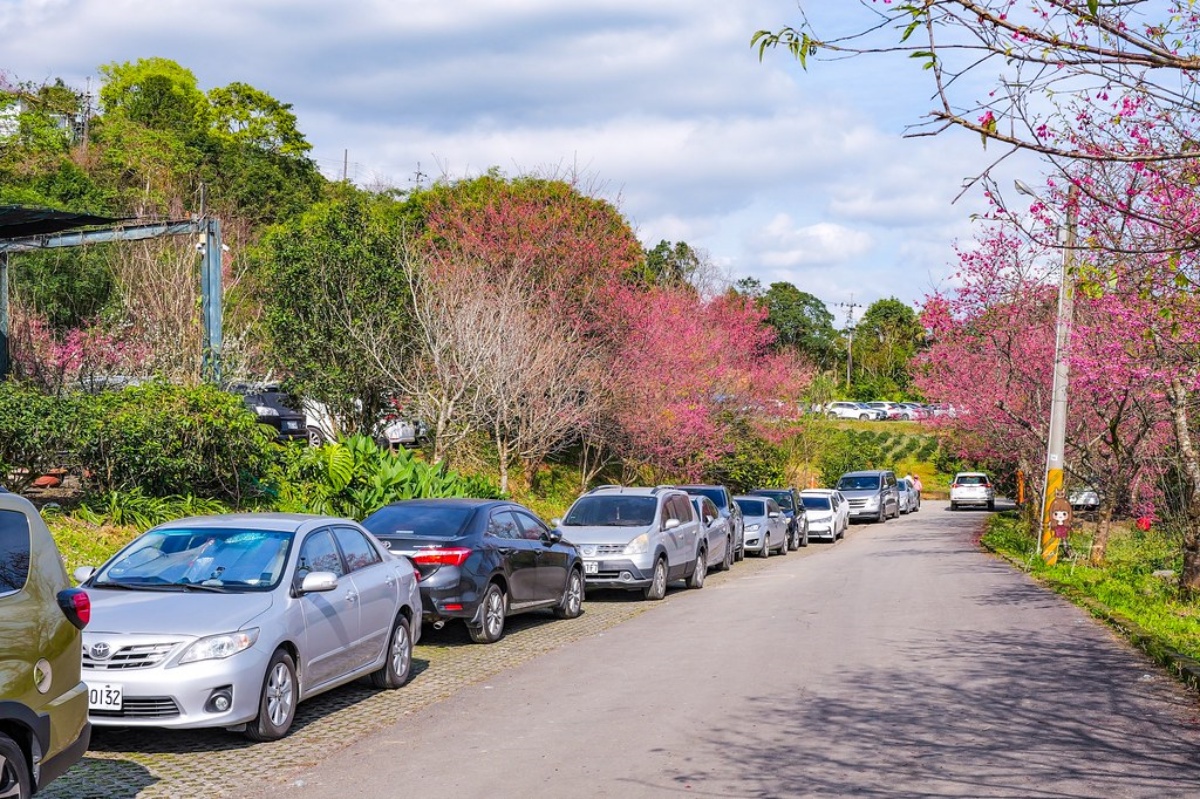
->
[981,513,1200,663]
[44,513,141,578]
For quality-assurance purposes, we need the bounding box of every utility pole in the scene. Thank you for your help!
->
[835,298,863,389]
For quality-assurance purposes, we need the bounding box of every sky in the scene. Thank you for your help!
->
[1,0,1043,320]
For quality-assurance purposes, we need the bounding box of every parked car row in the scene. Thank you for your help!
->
[823,401,952,421]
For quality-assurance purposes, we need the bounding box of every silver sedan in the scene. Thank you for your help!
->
[75,513,421,741]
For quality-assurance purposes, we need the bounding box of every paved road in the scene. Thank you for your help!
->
[244,501,1200,798]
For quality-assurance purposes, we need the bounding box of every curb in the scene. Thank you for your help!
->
[981,539,1200,695]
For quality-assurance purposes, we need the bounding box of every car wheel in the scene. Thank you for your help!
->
[306,426,325,447]
[468,583,508,643]
[734,539,745,562]
[370,615,413,689]
[245,649,297,742]
[554,568,585,619]
[876,507,885,523]
[643,557,668,600]
[718,537,733,571]
[759,535,771,558]
[950,502,958,511]
[801,526,809,547]
[988,500,996,511]
[787,526,798,551]
[687,549,706,589]
[777,534,788,556]
[859,413,870,420]
[0,732,31,799]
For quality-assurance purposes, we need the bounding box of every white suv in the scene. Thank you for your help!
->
[826,402,885,421]
[950,472,996,511]
[558,486,704,600]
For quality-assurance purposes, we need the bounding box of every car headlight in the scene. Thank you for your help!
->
[179,629,260,664]
[623,534,649,555]
[253,405,279,417]
[863,497,878,507]
[745,523,761,532]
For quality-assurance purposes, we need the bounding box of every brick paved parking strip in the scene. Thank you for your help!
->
[43,545,800,799]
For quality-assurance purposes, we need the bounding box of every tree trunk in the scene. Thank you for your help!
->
[1089,501,1115,566]
[1165,375,1200,595]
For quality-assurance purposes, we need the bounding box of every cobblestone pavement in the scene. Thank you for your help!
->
[44,541,813,798]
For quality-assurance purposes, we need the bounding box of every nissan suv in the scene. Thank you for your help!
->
[836,470,900,523]
[558,486,703,600]
[0,488,91,797]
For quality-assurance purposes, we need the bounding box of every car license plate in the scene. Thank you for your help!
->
[283,421,300,431]
[88,683,122,711]
[584,561,599,575]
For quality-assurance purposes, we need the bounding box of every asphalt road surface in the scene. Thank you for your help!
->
[253,501,1200,798]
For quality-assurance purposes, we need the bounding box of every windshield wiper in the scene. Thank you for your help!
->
[176,581,234,593]
[92,580,173,592]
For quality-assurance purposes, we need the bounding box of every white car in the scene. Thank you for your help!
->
[949,472,996,511]
[826,401,886,421]
[799,489,849,542]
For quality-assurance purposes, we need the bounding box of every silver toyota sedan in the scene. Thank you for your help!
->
[74,513,421,741]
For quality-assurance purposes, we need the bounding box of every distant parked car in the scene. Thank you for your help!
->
[304,399,429,450]
[949,471,996,511]
[1069,486,1100,513]
[558,486,703,600]
[864,401,904,420]
[896,402,930,421]
[230,383,308,442]
[679,484,746,562]
[365,499,583,643]
[826,401,886,421]
[733,495,790,557]
[76,513,421,741]
[749,487,809,549]
[836,470,901,523]
[691,495,734,573]
[799,489,849,542]
[0,488,91,799]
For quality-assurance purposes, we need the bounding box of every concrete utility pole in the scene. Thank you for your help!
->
[836,298,863,389]
[1016,181,1078,565]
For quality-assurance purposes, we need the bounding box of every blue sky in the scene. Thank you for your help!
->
[1,0,1041,317]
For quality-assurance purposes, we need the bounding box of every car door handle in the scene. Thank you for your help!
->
[345,591,358,603]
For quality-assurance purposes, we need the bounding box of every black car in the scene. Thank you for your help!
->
[230,383,308,442]
[362,499,585,643]
[749,487,810,549]
[678,485,746,561]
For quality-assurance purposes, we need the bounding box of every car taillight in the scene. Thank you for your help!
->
[56,588,90,630]
[411,547,472,567]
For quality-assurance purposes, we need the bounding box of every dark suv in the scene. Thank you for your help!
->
[229,383,308,442]
[749,487,809,549]
[0,488,91,797]
[678,485,745,561]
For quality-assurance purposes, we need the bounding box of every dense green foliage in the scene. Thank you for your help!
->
[264,434,503,520]
[74,381,276,501]
[0,381,75,492]
[705,422,787,493]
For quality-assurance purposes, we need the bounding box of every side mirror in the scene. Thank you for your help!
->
[298,571,338,594]
[768,511,781,519]
[544,530,563,545]
[73,565,96,584]
[663,518,681,531]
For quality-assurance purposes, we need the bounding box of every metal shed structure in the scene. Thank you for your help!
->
[0,206,223,381]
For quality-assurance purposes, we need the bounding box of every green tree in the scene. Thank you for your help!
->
[255,184,415,431]
[852,298,924,397]
[207,82,311,157]
[98,58,209,135]
[763,282,837,368]
[640,239,703,289]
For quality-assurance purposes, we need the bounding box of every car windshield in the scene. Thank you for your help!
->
[683,487,726,510]
[94,528,293,591]
[956,475,989,485]
[838,475,881,491]
[563,496,657,526]
[801,496,832,510]
[753,491,793,510]
[363,504,476,537]
[734,498,768,517]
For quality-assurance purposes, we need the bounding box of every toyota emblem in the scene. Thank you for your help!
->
[90,643,112,660]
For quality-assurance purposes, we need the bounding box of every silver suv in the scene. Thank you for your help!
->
[558,486,703,600]
[836,470,900,523]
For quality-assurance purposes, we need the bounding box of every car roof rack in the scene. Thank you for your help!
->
[650,484,676,494]
[588,484,624,494]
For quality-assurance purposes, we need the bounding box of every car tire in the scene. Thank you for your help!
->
[687,550,706,589]
[306,426,325,447]
[787,526,798,551]
[988,500,996,511]
[734,539,745,562]
[245,649,298,742]
[950,502,958,511]
[468,583,508,643]
[876,507,885,523]
[859,413,870,420]
[643,558,668,600]
[800,526,809,547]
[759,535,771,558]
[553,569,584,619]
[777,534,788,556]
[0,732,31,799]
[370,615,413,689]
[718,537,733,571]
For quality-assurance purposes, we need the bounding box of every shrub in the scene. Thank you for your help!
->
[265,434,503,519]
[706,429,786,493]
[818,429,882,487]
[0,380,76,491]
[74,381,275,503]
